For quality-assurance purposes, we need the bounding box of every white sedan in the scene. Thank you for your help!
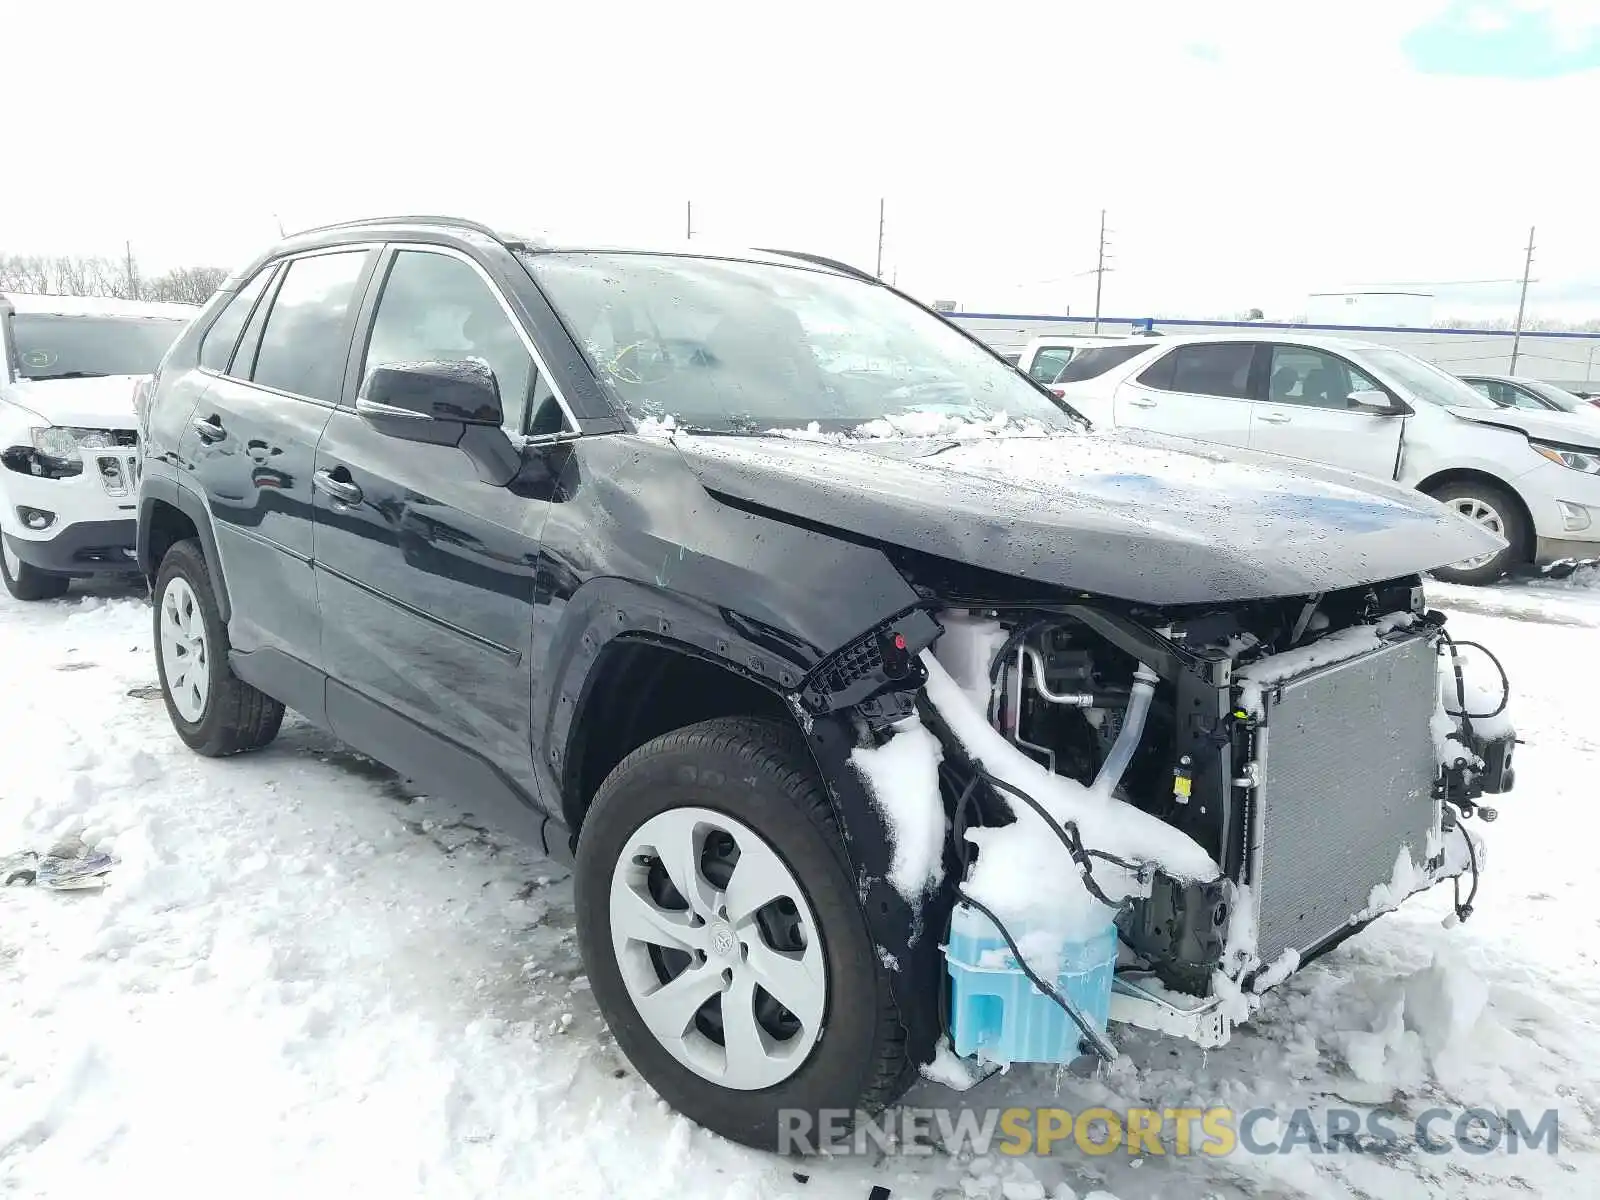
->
[1051,331,1600,585]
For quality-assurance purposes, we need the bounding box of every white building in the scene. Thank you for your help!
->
[945,310,1600,393]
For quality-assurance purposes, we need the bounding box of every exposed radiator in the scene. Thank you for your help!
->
[1250,632,1440,967]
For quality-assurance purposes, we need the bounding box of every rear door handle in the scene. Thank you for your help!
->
[313,468,363,506]
[1126,397,1157,408]
[1258,411,1292,424]
[192,414,226,443]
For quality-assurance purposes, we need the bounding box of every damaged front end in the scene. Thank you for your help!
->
[798,576,1516,1069]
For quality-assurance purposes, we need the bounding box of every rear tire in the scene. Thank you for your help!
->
[154,538,284,756]
[575,717,914,1152]
[1426,480,1527,586]
[1,537,71,601]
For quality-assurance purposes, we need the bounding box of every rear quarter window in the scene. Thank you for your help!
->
[199,268,274,373]
[1053,344,1156,383]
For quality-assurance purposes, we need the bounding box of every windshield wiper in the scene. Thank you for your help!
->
[27,371,112,380]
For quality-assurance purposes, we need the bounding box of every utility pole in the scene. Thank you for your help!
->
[125,240,139,300]
[876,198,885,280]
[1509,225,1535,375]
[686,200,694,240]
[1092,209,1110,333]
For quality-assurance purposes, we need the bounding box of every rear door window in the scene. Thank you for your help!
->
[1166,343,1256,399]
[199,268,273,373]
[249,250,371,402]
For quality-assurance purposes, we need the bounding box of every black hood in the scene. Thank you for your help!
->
[667,429,1501,605]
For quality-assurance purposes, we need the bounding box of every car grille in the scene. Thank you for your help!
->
[94,451,141,498]
[1250,631,1440,967]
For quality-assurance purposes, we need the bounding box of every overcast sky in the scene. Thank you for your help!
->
[4,0,1597,322]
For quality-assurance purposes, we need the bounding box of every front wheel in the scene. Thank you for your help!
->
[575,717,914,1152]
[1426,480,1528,586]
[154,538,285,756]
[1,537,71,601]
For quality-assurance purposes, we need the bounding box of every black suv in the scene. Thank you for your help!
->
[137,216,1516,1151]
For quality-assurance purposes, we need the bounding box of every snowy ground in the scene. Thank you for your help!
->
[4,572,1600,1200]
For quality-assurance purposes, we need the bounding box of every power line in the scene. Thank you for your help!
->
[1509,225,1536,374]
[1080,209,1114,333]
[876,198,885,280]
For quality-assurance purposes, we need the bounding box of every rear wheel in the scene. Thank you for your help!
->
[1,537,71,601]
[575,717,914,1152]
[154,539,284,756]
[1427,480,1527,586]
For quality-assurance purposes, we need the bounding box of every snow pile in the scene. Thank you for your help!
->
[920,652,1219,947]
[766,413,1056,442]
[1359,845,1433,920]
[850,411,1049,441]
[849,717,946,902]
[1251,947,1301,994]
[632,413,679,436]
[1234,612,1416,717]
[1434,641,1515,766]
[1336,950,1489,1087]
[918,1037,986,1091]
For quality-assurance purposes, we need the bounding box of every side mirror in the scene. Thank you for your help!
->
[1349,388,1401,415]
[356,360,520,486]
[357,360,504,429]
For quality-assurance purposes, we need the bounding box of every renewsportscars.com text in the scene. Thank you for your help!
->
[777,1105,1561,1158]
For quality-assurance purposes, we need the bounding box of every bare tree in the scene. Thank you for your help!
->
[143,265,228,305]
[1,250,227,304]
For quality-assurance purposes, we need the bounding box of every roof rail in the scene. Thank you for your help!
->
[289,214,504,241]
[755,248,878,283]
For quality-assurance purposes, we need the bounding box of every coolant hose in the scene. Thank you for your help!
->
[1091,663,1159,797]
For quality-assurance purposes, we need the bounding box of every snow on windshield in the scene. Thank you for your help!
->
[523,251,1080,435]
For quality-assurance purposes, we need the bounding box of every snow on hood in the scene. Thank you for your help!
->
[1450,405,1600,449]
[4,376,142,429]
[670,428,1505,605]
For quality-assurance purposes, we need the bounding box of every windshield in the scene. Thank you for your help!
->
[1521,378,1590,413]
[522,252,1081,435]
[1356,347,1499,409]
[11,314,184,380]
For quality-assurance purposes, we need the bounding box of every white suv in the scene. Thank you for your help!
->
[1051,331,1600,585]
[1,293,193,600]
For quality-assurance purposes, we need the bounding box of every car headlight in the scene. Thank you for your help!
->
[30,426,119,459]
[1530,440,1600,475]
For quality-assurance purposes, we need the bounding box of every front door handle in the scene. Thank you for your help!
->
[1258,411,1292,424]
[192,414,226,443]
[313,468,364,506]
[1126,397,1158,408]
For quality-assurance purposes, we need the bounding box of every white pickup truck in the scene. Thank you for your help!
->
[1037,330,1600,585]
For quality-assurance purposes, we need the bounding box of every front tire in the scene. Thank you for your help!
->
[1426,480,1527,586]
[575,717,914,1152]
[154,538,284,756]
[1,536,71,601]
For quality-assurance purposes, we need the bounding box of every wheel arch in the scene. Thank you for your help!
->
[137,477,232,620]
[1414,467,1535,564]
[559,634,796,836]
